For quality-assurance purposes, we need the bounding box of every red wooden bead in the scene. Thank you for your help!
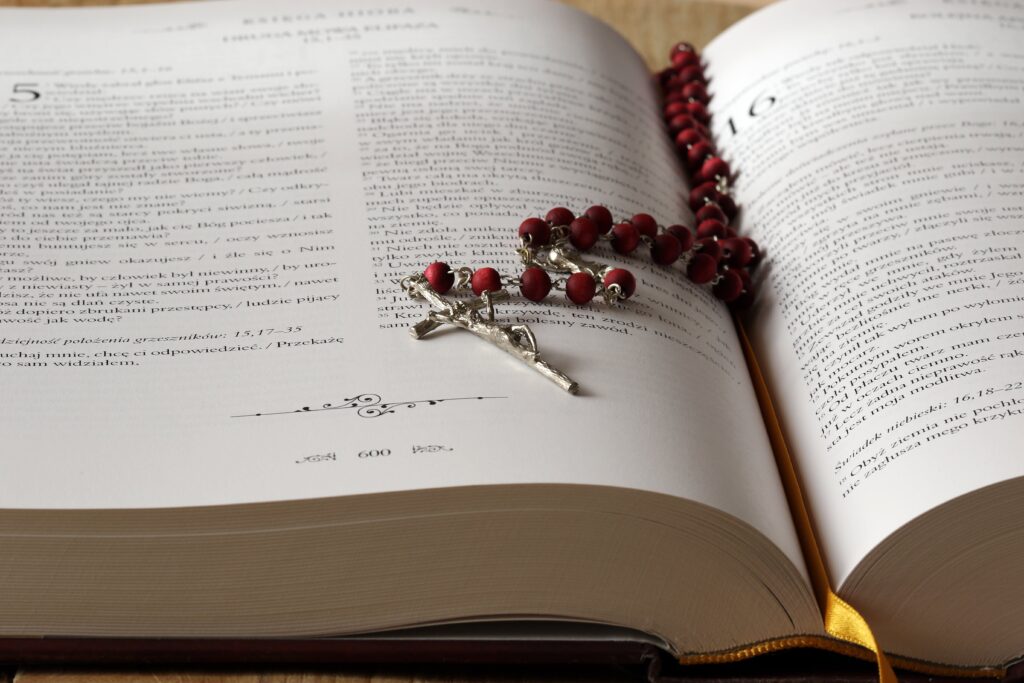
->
[720,237,753,267]
[677,65,706,85]
[730,269,755,310]
[687,140,714,170]
[663,90,687,105]
[697,237,722,262]
[666,224,694,251]
[682,82,709,104]
[518,217,551,246]
[657,68,675,87]
[651,233,683,265]
[424,262,454,294]
[695,203,727,225]
[696,219,728,239]
[674,128,707,149]
[664,101,688,119]
[630,213,659,239]
[610,222,640,254]
[686,252,717,284]
[584,205,614,233]
[470,267,502,296]
[688,181,720,211]
[717,194,738,220]
[700,156,730,181]
[519,267,552,302]
[686,101,710,124]
[713,269,744,302]
[724,226,738,239]
[671,50,700,69]
[569,216,599,251]
[565,272,597,305]
[744,237,762,268]
[670,41,696,57]
[668,114,698,134]
[603,268,636,299]
[545,206,575,227]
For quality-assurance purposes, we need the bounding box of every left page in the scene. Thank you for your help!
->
[0,0,808,572]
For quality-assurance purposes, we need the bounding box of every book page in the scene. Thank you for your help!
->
[0,0,806,571]
[703,0,1024,584]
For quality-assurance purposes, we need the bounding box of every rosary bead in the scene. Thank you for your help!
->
[545,206,575,227]
[676,65,706,85]
[630,213,659,239]
[687,140,715,170]
[682,82,709,104]
[670,41,696,57]
[518,217,552,246]
[520,267,552,302]
[696,237,722,262]
[717,194,738,220]
[569,216,600,251]
[720,236,753,267]
[730,269,755,310]
[743,237,762,268]
[603,268,636,299]
[689,181,720,211]
[610,222,641,254]
[424,261,455,294]
[651,233,683,265]
[584,205,614,233]
[685,100,711,124]
[566,272,597,305]
[663,90,687,105]
[671,49,700,69]
[695,203,727,225]
[687,252,718,284]
[696,219,728,239]
[712,269,744,302]
[700,156,730,181]
[675,127,707,149]
[666,224,694,251]
[664,100,688,119]
[470,267,503,296]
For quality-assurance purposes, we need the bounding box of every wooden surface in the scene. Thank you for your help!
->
[1,0,763,681]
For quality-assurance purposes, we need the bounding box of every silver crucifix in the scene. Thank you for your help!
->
[404,275,579,394]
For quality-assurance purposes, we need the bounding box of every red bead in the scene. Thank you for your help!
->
[670,41,696,57]
[518,217,551,246]
[519,267,552,302]
[720,237,754,267]
[689,181,720,211]
[545,206,575,227]
[610,222,640,254]
[630,213,658,239]
[687,140,715,170]
[657,68,675,87]
[744,237,761,268]
[724,226,738,239]
[470,267,502,296]
[682,82,709,104]
[674,128,707,150]
[666,224,694,251]
[713,269,744,302]
[695,203,727,225]
[651,233,682,265]
[677,65,705,84]
[697,237,722,262]
[663,90,687,105]
[569,216,599,251]
[565,272,597,305]
[424,262,454,294]
[663,101,688,119]
[717,194,738,220]
[584,205,614,234]
[603,268,636,299]
[700,156,730,181]
[696,219,728,239]
[687,252,717,284]
[671,50,700,69]
[686,100,710,124]
[668,114,698,134]
[730,269,755,310]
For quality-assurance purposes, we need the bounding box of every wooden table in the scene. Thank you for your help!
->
[0,0,768,681]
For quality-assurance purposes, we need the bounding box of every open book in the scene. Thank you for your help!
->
[2,0,1023,678]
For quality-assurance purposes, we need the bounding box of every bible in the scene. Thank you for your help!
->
[2,0,1023,679]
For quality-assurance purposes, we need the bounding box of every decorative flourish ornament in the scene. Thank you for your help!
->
[402,42,761,393]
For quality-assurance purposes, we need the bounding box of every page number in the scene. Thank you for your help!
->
[10,83,41,102]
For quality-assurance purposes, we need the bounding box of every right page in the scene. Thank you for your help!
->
[702,0,1024,587]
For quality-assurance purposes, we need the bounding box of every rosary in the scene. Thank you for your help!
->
[400,43,760,394]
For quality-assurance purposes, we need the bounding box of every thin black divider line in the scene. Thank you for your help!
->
[231,393,506,419]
